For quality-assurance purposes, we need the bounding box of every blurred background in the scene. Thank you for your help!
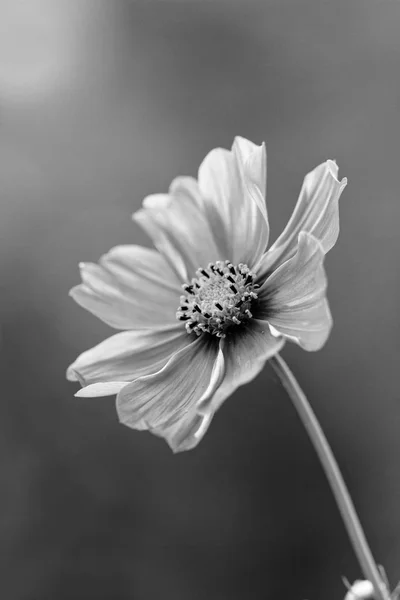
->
[1,1,400,598]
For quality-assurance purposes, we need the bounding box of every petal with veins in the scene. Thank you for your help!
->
[258,232,332,351]
[134,341,224,453]
[197,319,284,417]
[133,190,225,282]
[67,327,191,387]
[150,407,214,453]
[198,136,269,269]
[257,160,346,281]
[70,245,181,330]
[116,334,220,432]
[75,382,128,397]
[170,176,232,262]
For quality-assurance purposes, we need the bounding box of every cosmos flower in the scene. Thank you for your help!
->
[67,137,347,452]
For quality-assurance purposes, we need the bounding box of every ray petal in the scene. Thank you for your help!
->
[198,136,270,269]
[116,335,221,434]
[150,409,214,453]
[197,319,284,417]
[257,232,332,351]
[133,190,224,282]
[67,327,191,388]
[70,245,181,330]
[257,160,346,282]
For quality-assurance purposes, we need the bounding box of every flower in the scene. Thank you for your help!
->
[67,137,347,452]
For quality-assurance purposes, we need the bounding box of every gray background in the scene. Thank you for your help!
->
[1,1,400,599]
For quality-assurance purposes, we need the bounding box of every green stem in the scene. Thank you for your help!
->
[269,354,389,600]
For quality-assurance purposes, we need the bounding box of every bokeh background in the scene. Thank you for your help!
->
[1,1,400,599]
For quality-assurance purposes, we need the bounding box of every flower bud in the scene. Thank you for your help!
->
[344,580,375,600]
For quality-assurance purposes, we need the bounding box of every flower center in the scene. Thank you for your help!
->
[176,261,258,337]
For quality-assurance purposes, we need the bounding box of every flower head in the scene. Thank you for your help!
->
[67,137,347,452]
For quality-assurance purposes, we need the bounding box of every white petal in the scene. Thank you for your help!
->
[198,136,269,268]
[151,319,283,450]
[170,176,231,261]
[116,334,220,434]
[257,232,332,351]
[70,245,181,330]
[133,189,225,282]
[150,346,225,452]
[197,319,284,417]
[75,381,128,397]
[67,327,190,386]
[257,160,347,280]
[196,345,226,414]
[150,409,214,453]
[233,137,269,230]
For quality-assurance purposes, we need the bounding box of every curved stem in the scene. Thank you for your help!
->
[269,354,390,600]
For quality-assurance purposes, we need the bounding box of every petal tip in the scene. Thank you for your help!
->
[68,284,82,299]
[233,135,265,157]
[77,381,129,398]
[74,388,87,397]
[326,159,347,188]
[232,134,249,147]
[131,208,143,224]
[66,365,80,383]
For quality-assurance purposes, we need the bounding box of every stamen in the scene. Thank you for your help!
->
[176,260,258,337]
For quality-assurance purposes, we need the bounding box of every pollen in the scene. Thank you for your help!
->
[176,261,259,337]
